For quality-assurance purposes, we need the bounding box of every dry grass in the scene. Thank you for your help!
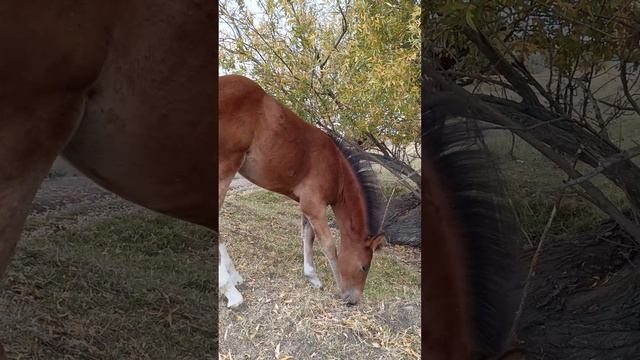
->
[219,191,421,359]
[0,195,216,359]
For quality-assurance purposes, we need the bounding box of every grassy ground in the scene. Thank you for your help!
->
[0,189,215,359]
[219,191,421,359]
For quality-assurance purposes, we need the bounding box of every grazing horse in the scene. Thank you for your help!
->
[0,1,215,358]
[422,116,522,359]
[218,75,385,308]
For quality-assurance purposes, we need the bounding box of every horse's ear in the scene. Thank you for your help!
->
[369,233,385,251]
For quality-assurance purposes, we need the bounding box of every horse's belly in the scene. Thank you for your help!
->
[62,1,216,229]
[63,108,216,229]
[239,148,302,201]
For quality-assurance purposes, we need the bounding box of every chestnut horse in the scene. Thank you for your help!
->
[422,114,522,359]
[0,1,215,358]
[218,75,385,308]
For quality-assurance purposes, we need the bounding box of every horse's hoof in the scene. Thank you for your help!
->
[226,290,244,308]
[308,277,323,289]
[227,297,243,308]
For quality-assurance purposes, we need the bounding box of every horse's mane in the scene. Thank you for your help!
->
[332,137,385,236]
[424,118,521,354]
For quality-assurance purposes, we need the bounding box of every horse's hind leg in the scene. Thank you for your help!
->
[301,215,322,288]
[220,242,243,286]
[0,95,85,356]
[218,243,243,308]
[218,152,246,307]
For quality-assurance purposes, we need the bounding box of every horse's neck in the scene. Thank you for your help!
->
[331,160,368,242]
[422,155,474,357]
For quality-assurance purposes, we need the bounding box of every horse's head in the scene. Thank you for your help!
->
[337,233,385,304]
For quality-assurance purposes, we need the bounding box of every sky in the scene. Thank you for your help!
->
[218,0,263,75]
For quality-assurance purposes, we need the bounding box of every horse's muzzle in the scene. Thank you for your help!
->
[342,288,361,305]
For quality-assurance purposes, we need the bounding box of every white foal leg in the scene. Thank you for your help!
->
[219,246,243,308]
[219,262,243,308]
[302,215,322,288]
[219,243,243,285]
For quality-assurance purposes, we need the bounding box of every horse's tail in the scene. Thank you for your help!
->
[422,116,522,358]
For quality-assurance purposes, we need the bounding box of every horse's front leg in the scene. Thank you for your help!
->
[301,215,322,288]
[301,203,340,291]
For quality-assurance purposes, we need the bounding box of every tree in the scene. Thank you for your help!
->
[422,0,640,243]
[219,0,421,196]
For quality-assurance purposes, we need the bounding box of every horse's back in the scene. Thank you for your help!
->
[218,75,268,154]
[219,75,339,202]
[60,0,217,229]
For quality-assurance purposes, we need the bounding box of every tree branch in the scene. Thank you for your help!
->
[318,1,348,70]
[441,71,516,90]
[562,145,640,188]
[424,62,640,244]
[620,59,640,115]
[461,26,541,107]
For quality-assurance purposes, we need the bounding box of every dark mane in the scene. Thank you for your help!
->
[332,137,385,236]
[423,118,521,354]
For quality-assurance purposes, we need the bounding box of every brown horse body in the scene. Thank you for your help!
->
[218,75,384,308]
[0,1,215,357]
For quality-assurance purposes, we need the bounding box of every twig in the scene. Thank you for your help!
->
[318,2,348,70]
[482,116,568,132]
[507,197,534,248]
[561,144,640,188]
[378,187,397,235]
[575,78,606,130]
[440,70,516,90]
[620,59,640,115]
[597,98,637,112]
[509,194,563,342]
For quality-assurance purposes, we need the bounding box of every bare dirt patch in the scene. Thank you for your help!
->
[228,175,257,194]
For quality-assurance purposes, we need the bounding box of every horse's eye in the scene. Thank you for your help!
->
[361,265,369,272]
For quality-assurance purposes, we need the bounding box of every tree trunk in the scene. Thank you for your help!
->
[517,220,640,359]
[382,195,421,247]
